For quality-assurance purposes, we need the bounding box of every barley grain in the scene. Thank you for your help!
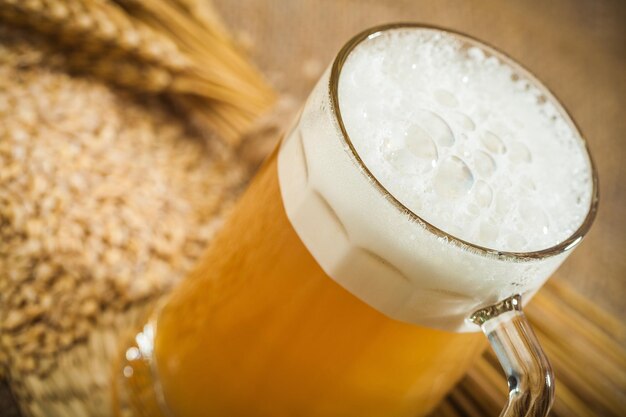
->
[0,0,276,142]
[0,27,248,416]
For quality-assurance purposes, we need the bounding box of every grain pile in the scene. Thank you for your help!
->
[0,26,248,416]
[0,0,276,143]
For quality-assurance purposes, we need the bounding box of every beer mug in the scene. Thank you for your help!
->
[119,24,598,417]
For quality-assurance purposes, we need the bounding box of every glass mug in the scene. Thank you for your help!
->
[118,24,598,417]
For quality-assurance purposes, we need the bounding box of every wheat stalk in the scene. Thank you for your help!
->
[111,0,276,141]
[0,0,190,71]
[171,0,231,36]
[0,0,276,143]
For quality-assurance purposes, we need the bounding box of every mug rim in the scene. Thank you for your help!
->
[329,22,599,262]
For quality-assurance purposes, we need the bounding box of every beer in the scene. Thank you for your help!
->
[121,25,594,417]
[150,154,485,417]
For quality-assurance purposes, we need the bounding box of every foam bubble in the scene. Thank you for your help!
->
[338,29,592,251]
[494,191,514,216]
[434,156,474,199]
[385,148,430,175]
[508,141,532,164]
[405,125,438,164]
[454,112,476,131]
[472,180,493,208]
[480,131,506,154]
[414,110,455,147]
[473,150,496,177]
[434,89,459,107]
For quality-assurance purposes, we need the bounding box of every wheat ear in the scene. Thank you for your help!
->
[0,0,276,143]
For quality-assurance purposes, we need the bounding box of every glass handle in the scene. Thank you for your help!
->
[470,294,555,417]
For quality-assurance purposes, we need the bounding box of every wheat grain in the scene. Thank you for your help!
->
[111,0,276,142]
[0,0,276,143]
[0,26,246,387]
[0,19,270,413]
[171,0,230,35]
[0,0,190,71]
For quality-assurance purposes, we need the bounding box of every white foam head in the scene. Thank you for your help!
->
[338,29,592,252]
[278,26,596,331]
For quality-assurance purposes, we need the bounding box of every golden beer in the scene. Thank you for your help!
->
[144,152,484,417]
[119,24,597,417]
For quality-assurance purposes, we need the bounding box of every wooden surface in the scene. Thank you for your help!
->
[214,0,626,321]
